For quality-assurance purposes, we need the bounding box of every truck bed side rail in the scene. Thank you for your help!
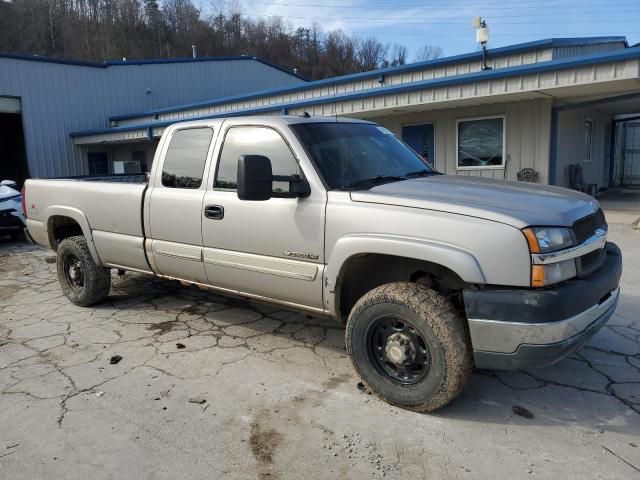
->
[56,173,149,184]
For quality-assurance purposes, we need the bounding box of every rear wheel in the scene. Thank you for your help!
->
[346,282,471,412]
[57,236,111,306]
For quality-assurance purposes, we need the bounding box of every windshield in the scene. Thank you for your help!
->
[291,122,436,190]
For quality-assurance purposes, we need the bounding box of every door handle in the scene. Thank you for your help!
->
[204,205,224,220]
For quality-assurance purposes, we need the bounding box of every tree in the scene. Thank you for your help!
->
[324,30,358,76]
[414,44,443,62]
[357,37,387,71]
[0,0,442,80]
[389,44,407,67]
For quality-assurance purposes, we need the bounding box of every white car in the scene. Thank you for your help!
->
[0,180,25,240]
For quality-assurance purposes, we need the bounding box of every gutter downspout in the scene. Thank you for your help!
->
[608,122,616,188]
[549,107,559,186]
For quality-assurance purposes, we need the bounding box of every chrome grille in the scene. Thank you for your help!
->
[572,209,606,244]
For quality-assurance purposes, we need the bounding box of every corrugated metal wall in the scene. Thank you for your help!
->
[555,106,613,189]
[117,48,554,127]
[371,99,553,183]
[0,58,303,178]
[553,41,626,60]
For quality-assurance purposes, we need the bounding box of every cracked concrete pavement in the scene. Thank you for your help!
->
[1,224,639,479]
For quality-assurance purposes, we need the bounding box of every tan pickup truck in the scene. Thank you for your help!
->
[24,115,622,412]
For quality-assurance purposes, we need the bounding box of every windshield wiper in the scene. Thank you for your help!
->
[344,175,407,190]
[403,169,439,178]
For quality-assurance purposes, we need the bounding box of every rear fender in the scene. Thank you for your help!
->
[44,205,102,266]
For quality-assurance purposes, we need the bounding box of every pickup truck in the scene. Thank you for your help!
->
[24,116,622,412]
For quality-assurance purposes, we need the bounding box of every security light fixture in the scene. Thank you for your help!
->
[472,17,491,70]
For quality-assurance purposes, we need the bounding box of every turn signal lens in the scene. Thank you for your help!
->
[531,265,545,287]
[523,228,540,253]
[530,260,577,287]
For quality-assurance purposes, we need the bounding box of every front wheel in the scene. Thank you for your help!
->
[57,235,111,307]
[346,282,472,412]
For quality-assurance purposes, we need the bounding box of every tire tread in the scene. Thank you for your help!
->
[346,282,472,412]
[57,235,111,307]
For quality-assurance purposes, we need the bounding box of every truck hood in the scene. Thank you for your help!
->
[350,175,600,229]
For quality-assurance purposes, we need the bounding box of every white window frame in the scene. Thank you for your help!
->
[583,117,593,163]
[455,115,506,170]
[401,122,437,169]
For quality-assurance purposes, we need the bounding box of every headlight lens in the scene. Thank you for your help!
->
[523,227,573,253]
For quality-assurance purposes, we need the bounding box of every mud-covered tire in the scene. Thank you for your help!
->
[346,282,472,412]
[56,235,111,307]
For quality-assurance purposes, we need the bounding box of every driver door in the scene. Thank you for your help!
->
[201,122,326,309]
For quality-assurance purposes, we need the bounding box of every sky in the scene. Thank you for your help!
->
[210,0,640,61]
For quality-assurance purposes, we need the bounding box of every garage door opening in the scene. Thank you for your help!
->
[0,109,29,188]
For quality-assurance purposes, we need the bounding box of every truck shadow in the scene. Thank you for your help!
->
[102,272,348,355]
[101,273,640,436]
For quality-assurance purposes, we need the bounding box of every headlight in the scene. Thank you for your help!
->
[522,227,573,253]
[523,227,576,287]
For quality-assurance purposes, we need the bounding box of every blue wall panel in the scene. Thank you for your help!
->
[0,56,303,178]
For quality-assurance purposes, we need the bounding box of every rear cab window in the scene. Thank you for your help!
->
[161,127,214,189]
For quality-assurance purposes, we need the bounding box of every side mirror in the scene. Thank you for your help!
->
[237,155,273,201]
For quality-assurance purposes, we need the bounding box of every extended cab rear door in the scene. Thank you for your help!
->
[201,119,326,310]
[146,125,216,283]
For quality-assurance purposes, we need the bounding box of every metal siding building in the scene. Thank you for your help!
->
[0,54,305,182]
[69,37,640,191]
[5,37,640,192]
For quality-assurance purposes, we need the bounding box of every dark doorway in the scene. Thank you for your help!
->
[0,112,29,187]
[402,123,435,168]
[88,152,109,175]
[622,122,640,186]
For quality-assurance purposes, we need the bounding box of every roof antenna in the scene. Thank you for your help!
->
[472,17,491,70]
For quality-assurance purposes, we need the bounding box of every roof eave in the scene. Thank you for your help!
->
[107,36,630,123]
[72,46,640,140]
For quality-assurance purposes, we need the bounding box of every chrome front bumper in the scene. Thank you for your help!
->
[464,242,622,370]
[469,287,619,370]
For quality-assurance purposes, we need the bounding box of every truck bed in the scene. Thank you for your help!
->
[24,178,150,272]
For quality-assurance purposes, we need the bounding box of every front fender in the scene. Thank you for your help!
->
[324,233,486,315]
[44,205,103,266]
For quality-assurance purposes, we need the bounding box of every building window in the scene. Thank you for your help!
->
[215,126,299,194]
[161,127,213,189]
[87,152,109,175]
[584,118,593,163]
[113,151,147,174]
[456,116,505,169]
[402,123,435,168]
